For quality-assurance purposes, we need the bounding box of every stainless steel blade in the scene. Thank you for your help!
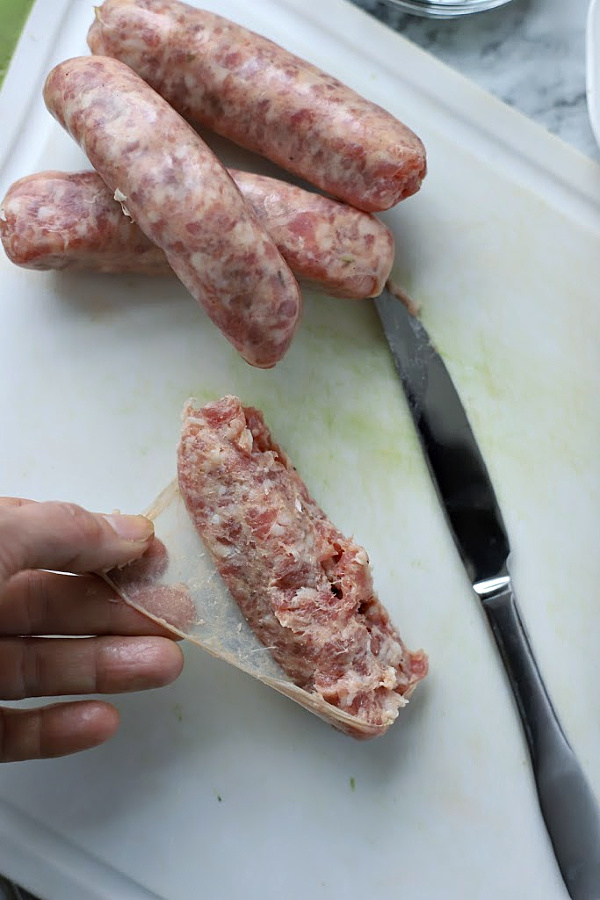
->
[375,287,509,587]
[375,285,600,900]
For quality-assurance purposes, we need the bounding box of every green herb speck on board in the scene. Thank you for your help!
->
[349,777,356,791]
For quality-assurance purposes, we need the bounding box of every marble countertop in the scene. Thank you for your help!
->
[352,0,598,160]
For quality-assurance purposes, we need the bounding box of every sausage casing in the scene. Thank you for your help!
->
[43,56,302,368]
[88,0,426,213]
[1,170,394,299]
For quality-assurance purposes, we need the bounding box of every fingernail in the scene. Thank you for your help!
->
[103,513,154,543]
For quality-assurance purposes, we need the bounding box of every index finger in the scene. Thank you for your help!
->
[0,501,154,586]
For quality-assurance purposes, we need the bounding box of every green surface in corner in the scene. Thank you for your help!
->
[0,0,35,86]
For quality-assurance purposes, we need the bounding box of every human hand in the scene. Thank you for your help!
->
[0,497,184,762]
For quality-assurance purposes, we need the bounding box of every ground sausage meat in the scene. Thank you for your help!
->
[177,396,428,732]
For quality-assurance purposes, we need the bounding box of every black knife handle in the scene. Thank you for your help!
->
[483,583,600,899]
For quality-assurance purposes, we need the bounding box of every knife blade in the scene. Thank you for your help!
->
[375,285,600,900]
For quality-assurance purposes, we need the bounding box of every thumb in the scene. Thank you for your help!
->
[0,501,154,585]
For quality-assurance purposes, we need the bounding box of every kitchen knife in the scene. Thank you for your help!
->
[375,285,600,900]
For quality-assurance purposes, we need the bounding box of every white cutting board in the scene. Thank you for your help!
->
[1,2,599,898]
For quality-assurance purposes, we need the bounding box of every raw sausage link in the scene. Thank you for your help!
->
[0,171,168,276]
[0,170,394,299]
[42,56,302,369]
[88,0,426,213]
[235,171,394,299]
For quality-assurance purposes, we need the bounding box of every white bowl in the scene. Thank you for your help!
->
[587,0,600,147]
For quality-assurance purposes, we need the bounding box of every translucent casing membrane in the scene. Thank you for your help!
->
[103,481,397,739]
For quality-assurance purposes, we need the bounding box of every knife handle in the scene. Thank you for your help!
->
[483,583,600,900]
